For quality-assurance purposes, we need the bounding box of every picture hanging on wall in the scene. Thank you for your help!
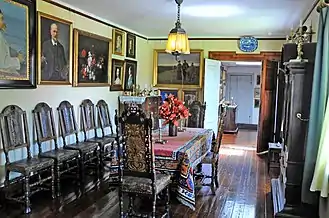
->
[0,0,36,88]
[182,89,198,106]
[153,49,204,88]
[112,29,124,56]
[159,88,179,102]
[38,12,72,85]
[126,33,136,59]
[254,87,260,98]
[124,59,137,91]
[110,59,124,91]
[256,74,261,86]
[254,98,260,108]
[73,29,111,87]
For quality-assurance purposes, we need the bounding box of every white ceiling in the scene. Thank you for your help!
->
[56,0,314,38]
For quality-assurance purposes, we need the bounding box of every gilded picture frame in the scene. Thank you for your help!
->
[153,49,204,88]
[37,12,72,85]
[126,33,136,59]
[110,59,124,91]
[0,0,36,89]
[73,29,112,87]
[182,89,199,106]
[123,59,137,91]
[112,29,124,56]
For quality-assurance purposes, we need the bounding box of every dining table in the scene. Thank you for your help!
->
[153,128,213,210]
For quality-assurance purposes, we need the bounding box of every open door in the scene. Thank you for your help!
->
[257,59,279,153]
[204,58,221,137]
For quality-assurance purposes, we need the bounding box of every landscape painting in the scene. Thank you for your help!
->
[153,50,203,88]
[0,0,36,88]
[73,29,111,87]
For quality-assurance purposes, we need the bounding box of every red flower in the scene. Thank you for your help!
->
[81,49,87,57]
[159,95,190,126]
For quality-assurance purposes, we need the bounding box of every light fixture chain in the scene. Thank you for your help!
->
[177,4,181,23]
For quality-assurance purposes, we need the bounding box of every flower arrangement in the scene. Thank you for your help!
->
[159,94,190,126]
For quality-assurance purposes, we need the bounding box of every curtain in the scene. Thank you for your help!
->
[302,7,329,205]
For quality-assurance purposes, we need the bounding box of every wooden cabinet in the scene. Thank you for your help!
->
[118,96,161,130]
[223,105,238,133]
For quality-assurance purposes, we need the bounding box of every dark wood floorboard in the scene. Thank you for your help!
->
[0,130,273,218]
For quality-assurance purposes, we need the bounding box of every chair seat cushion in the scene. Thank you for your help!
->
[122,173,171,195]
[40,149,79,162]
[202,152,219,164]
[64,141,98,154]
[6,157,54,174]
[87,136,115,147]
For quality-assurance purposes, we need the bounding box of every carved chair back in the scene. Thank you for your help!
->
[0,105,31,164]
[212,111,226,154]
[187,101,206,128]
[118,105,155,180]
[80,99,97,140]
[57,101,79,145]
[96,100,114,137]
[32,102,58,153]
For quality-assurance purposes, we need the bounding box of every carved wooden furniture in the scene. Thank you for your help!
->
[223,104,238,133]
[187,101,206,128]
[197,110,225,193]
[0,105,55,214]
[268,142,282,173]
[32,102,80,197]
[80,99,115,169]
[117,105,171,217]
[271,43,317,217]
[57,101,100,179]
[118,96,161,130]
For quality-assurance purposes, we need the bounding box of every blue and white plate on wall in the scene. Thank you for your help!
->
[238,36,258,52]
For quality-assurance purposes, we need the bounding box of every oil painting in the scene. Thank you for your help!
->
[0,0,36,88]
[110,59,124,91]
[153,50,203,88]
[126,33,136,59]
[124,59,137,91]
[183,90,198,106]
[160,89,178,102]
[38,13,72,85]
[113,29,124,56]
[73,29,111,87]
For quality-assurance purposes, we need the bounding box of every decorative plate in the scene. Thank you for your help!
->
[238,36,258,52]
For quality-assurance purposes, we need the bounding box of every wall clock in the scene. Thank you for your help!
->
[238,36,258,52]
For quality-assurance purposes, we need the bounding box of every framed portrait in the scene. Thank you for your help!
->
[73,29,111,87]
[112,29,124,56]
[0,0,36,89]
[256,74,261,86]
[254,99,260,108]
[124,59,137,91]
[38,12,72,85]
[254,87,260,98]
[159,88,179,102]
[126,33,136,59]
[110,59,124,91]
[153,49,204,88]
[182,89,198,106]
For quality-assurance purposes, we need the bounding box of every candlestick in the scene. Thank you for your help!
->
[155,119,167,144]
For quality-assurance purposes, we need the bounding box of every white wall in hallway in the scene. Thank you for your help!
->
[225,66,262,125]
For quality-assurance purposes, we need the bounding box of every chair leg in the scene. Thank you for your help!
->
[23,176,31,214]
[76,158,80,181]
[119,188,124,218]
[211,161,216,194]
[215,159,219,188]
[152,194,156,218]
[51,165,55,199]
[128,195,134,215]
[56,164,61,197]
[95,150,100,179]
[165,186,170,217]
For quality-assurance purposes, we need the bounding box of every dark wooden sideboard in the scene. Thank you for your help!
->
[223,104,238,133]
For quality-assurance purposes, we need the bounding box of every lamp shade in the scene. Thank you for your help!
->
[165,29,190,55]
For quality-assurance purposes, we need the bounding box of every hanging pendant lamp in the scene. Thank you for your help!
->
[165,0,190,58]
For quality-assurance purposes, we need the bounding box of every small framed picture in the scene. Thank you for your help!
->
[126,33,136,59]
[124,60,137,91]
[256,75,261,86]
[159,88,179,102]
[112,29,124,56]
[110,59,124,91]
[182,89,198,106]
[254,99,260,108]
[254,88,260,98]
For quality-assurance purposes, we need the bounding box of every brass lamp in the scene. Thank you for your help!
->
[165,0,190,59]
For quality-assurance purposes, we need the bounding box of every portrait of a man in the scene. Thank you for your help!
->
[39,14,71,84]
[126,33,136,59]
[0,5,27,79]
[112,29,124,56]
[124,60,137,91]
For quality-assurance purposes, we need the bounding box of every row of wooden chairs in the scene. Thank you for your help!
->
[0,99,117,214]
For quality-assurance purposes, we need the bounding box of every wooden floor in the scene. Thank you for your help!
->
[0,130,273,218]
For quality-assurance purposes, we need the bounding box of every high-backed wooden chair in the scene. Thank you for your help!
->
[57,100,100,178]
[80,99,115,168]
[0,105,55,214]
[187,101,206,128]
[96,100,116,138]
[117,105,171,218]
[197,110,226,193]
[32,102,80,196]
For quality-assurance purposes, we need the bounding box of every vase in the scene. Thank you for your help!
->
[168,122,178,137]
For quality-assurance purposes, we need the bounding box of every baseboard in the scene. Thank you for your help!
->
[237,123,258,130]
